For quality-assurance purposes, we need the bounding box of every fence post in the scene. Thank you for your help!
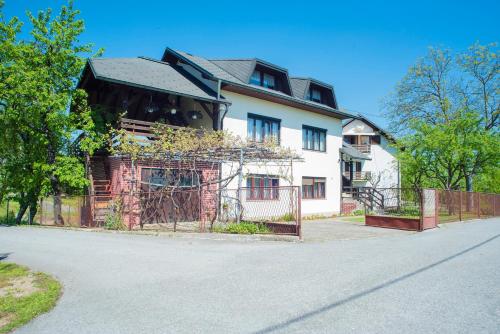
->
[434,189,439,227]
[40,199,43,225]
[459,191,462,221]
[297,187,302,240]
[477,192,480,218]
[418,189,424,232]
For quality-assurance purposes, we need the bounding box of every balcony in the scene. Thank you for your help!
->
[119,118,187,139]
[343,171,371,181]
[351,144,371,154]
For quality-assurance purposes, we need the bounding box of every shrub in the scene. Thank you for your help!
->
[104,199,126,230]
[214,222,271,234]
[352,209,364,216]
[0,213,17,226]
[0,212,33,226]
[272,213,295,222]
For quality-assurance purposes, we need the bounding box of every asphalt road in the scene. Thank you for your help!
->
[1,218,499,334]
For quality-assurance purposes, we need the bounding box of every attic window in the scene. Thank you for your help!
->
[307,88,322,103]
[250,70,276,90]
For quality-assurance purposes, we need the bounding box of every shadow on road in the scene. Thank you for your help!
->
[253,233,500,334]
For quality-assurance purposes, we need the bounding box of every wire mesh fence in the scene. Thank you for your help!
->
[2,187,301,236]
[436,190,499,222]
[342,187,421,217]
[343,187,499,231]
[0,199,21,224]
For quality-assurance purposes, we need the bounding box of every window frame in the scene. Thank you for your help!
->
[310,88,322,103]
[302,177,326,200]
[249,70,277,90]
[247,113,281,144]
[302,125,327,152]
[140,167,200,191]
[246,174,280,201]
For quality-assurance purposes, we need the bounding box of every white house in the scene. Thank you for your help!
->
[341,116,400,195]
[79,48,399,220]
[161,49,354,216]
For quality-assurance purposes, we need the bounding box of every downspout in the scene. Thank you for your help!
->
[216,79,221,101]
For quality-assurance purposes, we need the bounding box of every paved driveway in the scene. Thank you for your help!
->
[301,218,414,242]
[1,218,499,334]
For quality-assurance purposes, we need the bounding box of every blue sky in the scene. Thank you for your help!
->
[4,0,499,127]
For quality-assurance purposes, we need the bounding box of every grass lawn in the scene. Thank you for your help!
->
[337,216,365,223]
[0,262,61,333]
[0,201,20,224]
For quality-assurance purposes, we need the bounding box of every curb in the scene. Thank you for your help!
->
[20,225,302,243]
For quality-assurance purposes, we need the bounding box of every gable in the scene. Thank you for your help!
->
[343,119,375,135]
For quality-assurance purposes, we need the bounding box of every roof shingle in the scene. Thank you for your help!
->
[89,57,223,102]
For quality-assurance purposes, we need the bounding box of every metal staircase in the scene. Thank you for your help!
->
[343,187,385,211]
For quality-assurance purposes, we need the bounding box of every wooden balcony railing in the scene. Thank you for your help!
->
[343,171,371,180]
[119,118,190,138]
[351,144,371,154]
[118,118,210,142]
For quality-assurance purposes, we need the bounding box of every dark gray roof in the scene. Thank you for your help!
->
[289,77,338,109]
[89,57,224,102]
[163,48,354,119]
[170,50,243,83]
[210,59,256,83]
[289,78,309,99]
[340,143,371,160]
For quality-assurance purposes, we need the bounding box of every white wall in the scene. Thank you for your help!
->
[342,119,399,189]
[221,91,343,216]
[365,136,399,188]
[343,119,375,135]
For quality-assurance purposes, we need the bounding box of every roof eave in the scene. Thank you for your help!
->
[162,47,215,79]
[221,80,353,119]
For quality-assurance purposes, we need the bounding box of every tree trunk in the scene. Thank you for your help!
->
[53,193,64,225]
[465,175,473,192]
[465,175,473,212]
[29,203,38,225]
[16,202,28,225]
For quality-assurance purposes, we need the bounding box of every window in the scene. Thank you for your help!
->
[250,70,261,86]
[302,126,326,152]
[370,135,381,144]
[306,87,322,103]
[140,168,199,191]
[250,70,276,90]
[263,73,275,89]
[247,114,280,143]
[302,177,326,199]
[343,135,356,145]
[306,87,323,103]
[311,89,322,103]
[359,135,370,145]
[246,175,279,200]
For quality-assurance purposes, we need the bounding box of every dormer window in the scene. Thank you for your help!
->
[307,88,322,103]
[250,70,276,90]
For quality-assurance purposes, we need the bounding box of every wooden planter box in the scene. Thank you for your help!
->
[365,215,420,231]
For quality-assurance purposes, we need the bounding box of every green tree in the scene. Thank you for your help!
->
[0,1,103,223]
[397,112,499,190]
[385,43,499,192]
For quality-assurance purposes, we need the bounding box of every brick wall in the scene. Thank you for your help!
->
[106,156,220,230]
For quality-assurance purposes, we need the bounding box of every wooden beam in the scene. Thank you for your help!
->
[199,102,214,119]
[212,103,220,131]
